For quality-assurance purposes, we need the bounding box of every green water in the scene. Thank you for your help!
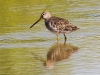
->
[0,0,100,75]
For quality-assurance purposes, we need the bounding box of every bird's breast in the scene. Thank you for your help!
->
[45,21,59,34]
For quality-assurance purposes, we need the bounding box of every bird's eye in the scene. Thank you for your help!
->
[42,13,45,15]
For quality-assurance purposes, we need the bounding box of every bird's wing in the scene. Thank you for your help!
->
[49,17,78,32]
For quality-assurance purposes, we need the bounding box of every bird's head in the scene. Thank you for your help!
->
[30,11,51,28]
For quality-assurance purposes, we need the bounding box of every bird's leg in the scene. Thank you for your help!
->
[63,34,67,42]
[56,34,60,45]
[56,34,59,41]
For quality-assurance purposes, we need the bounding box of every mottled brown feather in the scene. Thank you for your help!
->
[45,16,78,34]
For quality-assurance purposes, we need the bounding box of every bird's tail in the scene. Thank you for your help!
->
[72,26,80,31]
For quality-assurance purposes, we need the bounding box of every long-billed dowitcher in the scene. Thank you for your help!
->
[30,11,79,42]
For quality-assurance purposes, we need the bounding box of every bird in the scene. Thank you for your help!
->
[30,11,79,42]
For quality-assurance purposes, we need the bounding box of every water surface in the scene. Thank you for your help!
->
[0,0,100,75]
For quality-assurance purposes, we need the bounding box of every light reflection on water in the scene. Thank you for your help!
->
[0,0,100,75]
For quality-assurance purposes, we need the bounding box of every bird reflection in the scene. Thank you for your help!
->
[31,41,78,69]
[44,42,78,69]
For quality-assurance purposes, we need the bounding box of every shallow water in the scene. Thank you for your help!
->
[0,0,100,75]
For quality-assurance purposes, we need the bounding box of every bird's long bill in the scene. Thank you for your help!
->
[30,17,42,28]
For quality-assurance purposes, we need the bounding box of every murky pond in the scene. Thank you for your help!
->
[0,0,100,75]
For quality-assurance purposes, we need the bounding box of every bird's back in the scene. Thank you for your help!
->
[45,16,79,34]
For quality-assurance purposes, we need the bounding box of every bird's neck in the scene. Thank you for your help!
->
[44,18,50,22]
[44,16,52,22]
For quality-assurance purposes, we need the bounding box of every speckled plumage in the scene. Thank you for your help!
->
[45,16,78,34]
[30,11,79,42]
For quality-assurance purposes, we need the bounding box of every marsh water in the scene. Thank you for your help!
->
[0,0,100,75]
